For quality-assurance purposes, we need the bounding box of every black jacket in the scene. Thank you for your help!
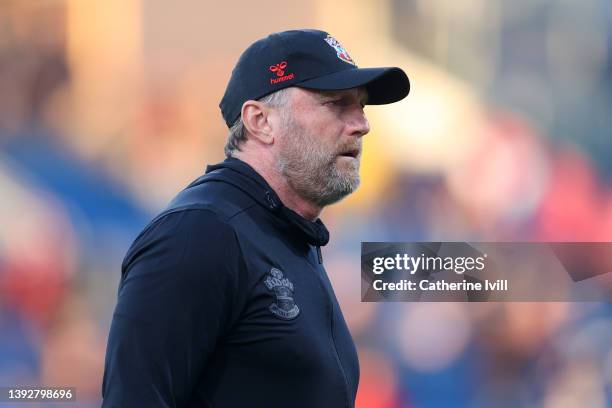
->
[102,158,360,407]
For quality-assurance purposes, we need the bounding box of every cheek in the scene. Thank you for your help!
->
[300,115,343,145]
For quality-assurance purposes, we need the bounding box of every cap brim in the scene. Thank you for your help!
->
[296,67,410,105]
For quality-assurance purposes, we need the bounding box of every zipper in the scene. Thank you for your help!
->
[327,294,351,408]
[306,251,351,408]
[307,246,351,408]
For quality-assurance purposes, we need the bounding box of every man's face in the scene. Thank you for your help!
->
[275,87,370,207]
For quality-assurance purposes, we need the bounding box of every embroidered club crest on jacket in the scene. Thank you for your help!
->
[264,267,300,320]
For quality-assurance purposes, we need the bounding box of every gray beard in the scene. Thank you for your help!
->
[276,117,361,208]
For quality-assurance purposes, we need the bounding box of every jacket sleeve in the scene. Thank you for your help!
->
[102,209,246,407]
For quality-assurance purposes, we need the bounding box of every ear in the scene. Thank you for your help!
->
[241,100,275,145]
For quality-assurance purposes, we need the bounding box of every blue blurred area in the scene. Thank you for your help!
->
[3,132,151,264]
[0,310,39,384]
[3,132,150,237]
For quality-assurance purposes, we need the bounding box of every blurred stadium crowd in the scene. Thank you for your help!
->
[0,1,611,407]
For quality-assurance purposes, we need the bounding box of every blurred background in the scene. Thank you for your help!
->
[1,0,611,406]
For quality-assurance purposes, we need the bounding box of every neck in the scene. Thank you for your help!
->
[233,153,322,221]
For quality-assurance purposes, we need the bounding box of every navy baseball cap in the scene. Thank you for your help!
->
[219,29,410,127]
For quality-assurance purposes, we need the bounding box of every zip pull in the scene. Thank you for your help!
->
[316,246,323,264]
[265,191,278,210]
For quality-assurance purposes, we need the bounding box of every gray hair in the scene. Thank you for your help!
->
[224,88,291,157]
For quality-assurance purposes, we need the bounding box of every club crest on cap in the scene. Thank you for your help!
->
[324,35,356,66]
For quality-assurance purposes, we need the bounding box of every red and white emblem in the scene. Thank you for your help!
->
[324,35,356,66]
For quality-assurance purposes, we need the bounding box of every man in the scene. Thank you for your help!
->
[102,29,409,407]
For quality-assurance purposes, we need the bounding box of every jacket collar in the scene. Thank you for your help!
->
[204,158,330,247]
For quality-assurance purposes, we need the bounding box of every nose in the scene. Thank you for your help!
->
[348,106,370,138]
